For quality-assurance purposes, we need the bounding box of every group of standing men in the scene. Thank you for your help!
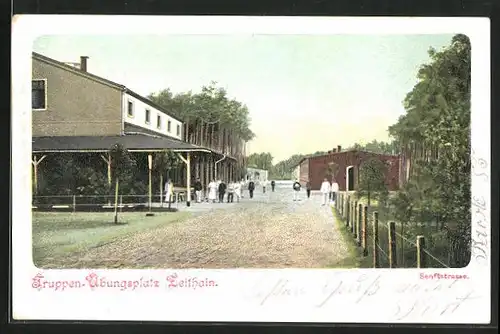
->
[202,179,243,203]
[190,178,272,203]
[291,178,339,205]
[163,178,279,204]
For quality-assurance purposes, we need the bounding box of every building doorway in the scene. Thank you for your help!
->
[346,165,355,191]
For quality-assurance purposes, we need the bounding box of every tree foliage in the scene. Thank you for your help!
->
[347,139,399,155]
[153,149,181,181]
[247,152,273,170]
[388,34,471,267]
[109,143,135,223]
[148,82,255,142]
[325,161,340,182]
[357,158,388,207]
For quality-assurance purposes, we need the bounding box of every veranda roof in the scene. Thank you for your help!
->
[32,134,213,153]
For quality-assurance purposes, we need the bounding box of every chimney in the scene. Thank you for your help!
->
[337,145,342,152]
[332,148,337,153]
[80,56,89,72]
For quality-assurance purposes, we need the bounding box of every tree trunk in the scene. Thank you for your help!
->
[160,173,163,208]
[367,186,371,208]
[210,124,214,148]
[401,222,405,267]
[185,120,190,143]
[218,125,223,152]
[203,122,207,147]
[113,178,119,224]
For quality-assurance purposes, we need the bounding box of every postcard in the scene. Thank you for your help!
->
[11,15,491,323]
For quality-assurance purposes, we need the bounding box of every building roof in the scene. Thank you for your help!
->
[32,52,184,123]
[32,133,213,153]
[295,149,399,167]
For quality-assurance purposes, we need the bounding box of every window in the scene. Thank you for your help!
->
[176,124,181,136]
[157,114,161,129]
[32,79,47,110]
[145,109,151,124]
[167,120,171,132]
[127,100,134,117]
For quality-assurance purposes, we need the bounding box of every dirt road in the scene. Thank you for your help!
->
[44,188,351,269]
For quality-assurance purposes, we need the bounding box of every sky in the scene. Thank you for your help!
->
[33,34,453,162]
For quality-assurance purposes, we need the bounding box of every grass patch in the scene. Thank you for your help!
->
[328,206,373,269]
[32,211,191,266]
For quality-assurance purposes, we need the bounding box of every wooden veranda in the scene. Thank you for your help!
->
[32,133,240,207]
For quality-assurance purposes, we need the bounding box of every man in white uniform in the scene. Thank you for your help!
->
[207,179,218,203]
[320,178,331,206]
[234,180,242,202]
[331,179,339,203]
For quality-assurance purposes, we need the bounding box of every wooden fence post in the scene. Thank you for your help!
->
[417,235,426,268]
[373,211,379,268]
[352,201,358,237]
[388,221,397,268]
[72,195,76,213]
[119,195,123,212]
[362,205,368,256]
[357,203,363,246]
[341,194,344,216]
[342,194,345,217]
[346,197,350,227]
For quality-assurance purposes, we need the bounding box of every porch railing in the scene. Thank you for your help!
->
[32,191,198,210]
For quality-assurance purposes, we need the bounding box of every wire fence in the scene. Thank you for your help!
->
[32,191,197,211]
[335,192,452,268]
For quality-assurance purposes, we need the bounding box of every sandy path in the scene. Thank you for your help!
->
[41,190,351,269]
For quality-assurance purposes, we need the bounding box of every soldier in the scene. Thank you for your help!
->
[248,180,255,199]
[292,180,301,201]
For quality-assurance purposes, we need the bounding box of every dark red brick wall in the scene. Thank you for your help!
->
[299,159,309,184]
[305,150,400,191]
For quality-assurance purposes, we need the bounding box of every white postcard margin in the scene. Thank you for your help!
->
[11,16,491,323]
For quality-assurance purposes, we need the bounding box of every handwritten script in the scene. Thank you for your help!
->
[247,274,480,322]
[392,279,480,321]
[470,149,490,265]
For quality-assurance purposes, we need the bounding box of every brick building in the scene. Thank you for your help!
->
[296,146,400,191]
[31,52,245,206]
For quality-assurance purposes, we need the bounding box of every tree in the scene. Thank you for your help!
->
[247,152,273,170]
[325,161,339,183]
[153,149,181,209]
[347,140,399,155]
[357,157,388,208]
[388,34,471,267]
[109,143,135,224]
[148,82,255,178]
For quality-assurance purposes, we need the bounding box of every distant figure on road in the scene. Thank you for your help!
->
[262,179,268,193]
[248,180,255,199]
[240,179,246,198]
[320,178,331,206]
[207,179,218,203]
[234,180,242,202]
[227,181,235,203]
[194,178,203,203]
[164,179,174,203]
[292,180,301,201]
[331,179,339,203]
[271,180,276,192]
[218,179,227,203]
[306,181,312,199]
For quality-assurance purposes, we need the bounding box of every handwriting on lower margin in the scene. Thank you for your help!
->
[259,279,306,306]
[316,274,381,308]
[393,289,481,321]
